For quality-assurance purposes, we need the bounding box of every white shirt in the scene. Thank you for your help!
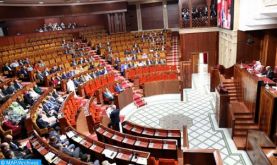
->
[67,79,75,92]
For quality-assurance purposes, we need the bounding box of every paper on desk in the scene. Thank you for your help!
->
[44,152,56,163]
[66,131,75,138]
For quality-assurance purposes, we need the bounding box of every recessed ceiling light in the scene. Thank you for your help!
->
[0,1,4,3]
[39,1,44,4]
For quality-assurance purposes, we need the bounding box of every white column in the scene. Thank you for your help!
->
[163,0,168,29]
[136,3,143,31]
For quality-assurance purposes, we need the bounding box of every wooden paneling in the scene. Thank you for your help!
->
[237,30,263,64]
[0,2,127,20]
[259,87,277,139]
[143,80,180,97]
[4,14,108,35]
[107,12,126,34]
[260,31,277,67]
[167,0,179,28]
[180,60,192,89]
[237,30,277,66]
[125,4,138,31]
[234,65,259,116]
[141,2,163,30]
[5,19,44,35]
[180,32,218,71]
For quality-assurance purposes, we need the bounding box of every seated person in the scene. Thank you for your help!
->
[2,120,22,137]
[262,66,274,80]
[3,63,12,77]
[114,83,124,93]
[0,89,9,104]
[33,84,43,95]
[6,82,16,95]
[36,112,57,129]
[103,88,114,101]
[253,61,264,73]
[56,142,89,160]
[14,80,23,90]
[2,135,33,159]
[28,89,40,100]
[16,94,29,110]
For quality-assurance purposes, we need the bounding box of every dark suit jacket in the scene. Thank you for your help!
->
[110,109,120,125]
[6,86,16,95]
[24,94,34,105]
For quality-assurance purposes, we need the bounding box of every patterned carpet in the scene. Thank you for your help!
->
[166,35,179,66]
[124,73,252,165]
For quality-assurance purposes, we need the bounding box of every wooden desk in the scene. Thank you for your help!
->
[234,64,275,122]
[262,148,277,165]
[143,80,180,97]
[259,87,277,140]
[183,149,223,165]
[246,130,276,165]
[114,87,133,110]
[96,124,178,160]
[66,127,150,165]
[122,121,181,147]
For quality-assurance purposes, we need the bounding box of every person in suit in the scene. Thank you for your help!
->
[14,80,23,90]
[6,82,16,95]
[16,95,29,110]
[24,92,34,105]
[108,105,120,131]
[262,66,274,80]
[114,83,124,93]
[36,71,44,84]
[0,89,9,103]
[103,88,114,102]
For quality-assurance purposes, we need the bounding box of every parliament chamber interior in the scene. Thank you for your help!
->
[0,0,276,165]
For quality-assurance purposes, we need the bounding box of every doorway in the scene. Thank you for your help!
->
[192,52,208,73]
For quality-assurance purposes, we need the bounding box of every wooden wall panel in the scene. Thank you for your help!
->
[5,19,44,35]
[167,0,179,28]
[180,32,218,70]
[141,2,163,30]
[4,14,108,35]
[236,30,263,64]
[125,5,138,31]
[0,2,127,20]
[237,30,277,67]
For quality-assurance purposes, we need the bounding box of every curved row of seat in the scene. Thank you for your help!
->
[95,124,178,160]
[61,92,81,127]
[0,82,36,136]
[65,126,150,165]
[29,130,90,165]
[30,88,53,136]
[122,121,181,147]
[78,73,115,97]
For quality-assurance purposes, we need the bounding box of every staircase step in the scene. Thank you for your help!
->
[234,114,253,119]
[225,86,237,90]
[234,125,259,130]
[235,120,255,124]
[233,136,247,150]
[233,130,247,136]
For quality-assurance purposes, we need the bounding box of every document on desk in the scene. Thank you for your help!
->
[44,152,56,163]
[60,135,67,141]
[73,136,83,143]
[163,144,168,149]
[103,149,117,159]
[148,143,154,148]
[136,157,147,165]
[66,131,75,138]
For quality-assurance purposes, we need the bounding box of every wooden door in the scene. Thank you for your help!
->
[192,53,199,73]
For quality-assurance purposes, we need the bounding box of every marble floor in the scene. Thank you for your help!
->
[121,72,252,165]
